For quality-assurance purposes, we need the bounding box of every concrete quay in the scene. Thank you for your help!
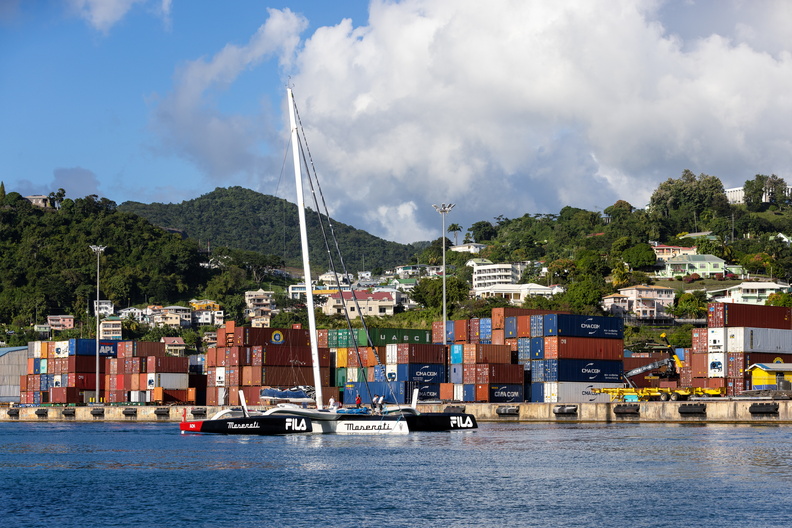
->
[2,399,792,424]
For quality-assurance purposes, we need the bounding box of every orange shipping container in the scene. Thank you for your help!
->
[439,383,454,401]
[516,316,531,338]
[491,329,505,345]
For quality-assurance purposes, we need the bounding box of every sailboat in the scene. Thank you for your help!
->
[180,88,477,435]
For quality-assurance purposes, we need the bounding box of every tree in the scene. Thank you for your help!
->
[447,223,462,245]
[744,174,769,212]
[621,243,657,270]
[410,276,469,310]
[468,221,497,243]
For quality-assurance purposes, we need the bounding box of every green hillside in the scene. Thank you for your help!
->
[119,186,418,272]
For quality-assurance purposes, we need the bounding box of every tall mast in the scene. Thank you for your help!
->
[288,88,324,408]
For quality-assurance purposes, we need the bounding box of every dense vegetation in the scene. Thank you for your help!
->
[5,169,792,350]
[119,186,418,273]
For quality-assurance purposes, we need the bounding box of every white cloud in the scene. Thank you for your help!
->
[151,8,307,182]
[67,0,145,33]
[280,0,792,242]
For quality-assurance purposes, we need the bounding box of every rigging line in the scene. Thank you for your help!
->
[294,132,374,402]
[276,136,294,267]
[292,120,395,407]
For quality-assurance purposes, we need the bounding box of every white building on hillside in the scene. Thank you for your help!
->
[474,283,564,305]
[708,281,791,305]
[467,259,533,289]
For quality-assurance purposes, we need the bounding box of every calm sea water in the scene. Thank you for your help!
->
[1,421,791,527]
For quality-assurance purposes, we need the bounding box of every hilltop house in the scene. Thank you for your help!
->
[321,291,396,318]
[602,284,675,319]
[475,283,564,305]
[657,254,743,279]
[708,281,791,305]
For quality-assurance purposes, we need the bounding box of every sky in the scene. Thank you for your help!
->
[2,1,792,244]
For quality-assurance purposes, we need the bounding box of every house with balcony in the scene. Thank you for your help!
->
[468,259,533,290]
[708,281,791,305]
[99,316,123,340]
[651,244,696,262]
[657,254,743,279]
[450,243,487,254]
[475,283,565,305]
[47,315,75,331]
[321,291,396,318]
[602,284,675,318]
[92,300,115,317]
[161,336,187,356]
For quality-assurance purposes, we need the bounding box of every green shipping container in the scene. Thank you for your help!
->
[334,367,346,387]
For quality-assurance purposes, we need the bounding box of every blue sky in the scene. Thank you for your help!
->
[2,1,792,244]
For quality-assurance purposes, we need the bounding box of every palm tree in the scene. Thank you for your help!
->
[447,223,462,245]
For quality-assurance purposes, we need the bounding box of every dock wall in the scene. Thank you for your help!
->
[2,400,791,424]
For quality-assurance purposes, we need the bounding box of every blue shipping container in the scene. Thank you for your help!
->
[450,344,464,365]
[392,363,446,383]
[488,384,524,403]
[406,382,442,401]
[543,359,623,383]
[445,321,454,344]
[530,315,544,338]
[530,383,545,403]
[450,364,464,385]
[543,314,624,339]
[462,384,476,402]
[504,316,518,338]
[479,318,492,340]
[517,337,531,355]
[530,337,544,359]
[531,360,546,382]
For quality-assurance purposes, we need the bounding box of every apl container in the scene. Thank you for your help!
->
[543,314,624,339]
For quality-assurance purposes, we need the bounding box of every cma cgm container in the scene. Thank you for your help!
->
[707,303,792,329]
[475,383,524,403]
[385,363,446,383]
[541,382,623,403]
[543,314,624,339]
[543,337,623,361]
[541,359,623,383]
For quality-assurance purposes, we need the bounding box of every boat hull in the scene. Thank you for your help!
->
[180,416,313,435]
[403,412,478,432]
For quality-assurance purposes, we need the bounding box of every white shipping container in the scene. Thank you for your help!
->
[708,327,727,353]
[215,366,225,387]
[39,358,48,374]
[31,341,42,359]
[53,340,70,358]
[453,383,464,401]
[708,352,726,378]
[346,368,360,383]
[385,364,398,380]
[129,391,148,403]
[146,373,189,390]
[543,382,623,403]
[725,327,792,353]
[385,344,399,365]
[52,374,62,388]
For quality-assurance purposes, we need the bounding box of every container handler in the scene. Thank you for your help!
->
[594,334,726,402]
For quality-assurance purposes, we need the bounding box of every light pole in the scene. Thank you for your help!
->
[432,203,455,346]
[89,245,106,404]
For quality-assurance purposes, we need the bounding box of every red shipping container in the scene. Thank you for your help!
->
[516,316,531,338]
[690,330,708,353]
[726,376,750,396]
[453,320,469,343]
[134,341,166,357]
[543,337,623,361]
[316,329,329,348]
[468,318,481,341]
[243,327,311,347]
[227,346,241,366]
[505,338,518,352]
[67,356,101,374]
[475,363,523,384]
[264,345,330,367]
[462,344,512,364]
[262,366,330,387]
[692,377,709,388]
[707,303,792,329]
[726,352,792,378]
[146,356,188,373]
[50,387,82,404]
[463,364,477,384]
[475,383,490,402]
[395,344,446,364]
[432,321,445,343]
[491,329,505,345]
[688,352,709,378]
[240,386,260,405]
[707,377,725,389]
[242,366,263,386]
[440,382,454,401]
[226,368,240,387]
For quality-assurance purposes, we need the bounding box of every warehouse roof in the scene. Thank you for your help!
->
[0,346,27,360]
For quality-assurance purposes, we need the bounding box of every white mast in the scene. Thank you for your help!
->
[288,88,324,408]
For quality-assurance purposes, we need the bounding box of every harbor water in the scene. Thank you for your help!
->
[2,422,792,527]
